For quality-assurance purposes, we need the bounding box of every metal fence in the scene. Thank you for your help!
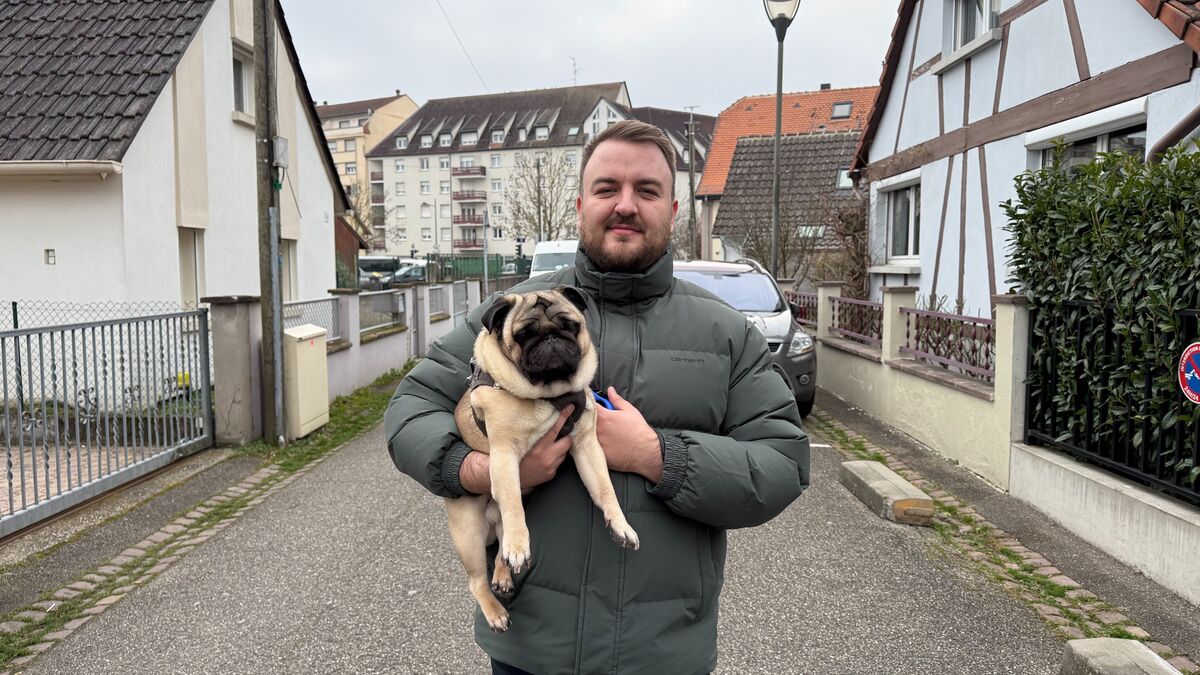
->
[429,285,448,317]
[452,281,469,327]
[2,310,212,537]
[359,290,406,333]
[283,298,341,341]
[899,307,995,381]
[784,291,818,331]
[829,296,883,349]
[2,299,199,331]
[1025,302,1200,507]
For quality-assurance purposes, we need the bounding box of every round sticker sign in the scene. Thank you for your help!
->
[1180,342,1200,405]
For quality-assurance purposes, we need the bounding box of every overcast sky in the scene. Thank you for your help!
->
[284,0,899,117]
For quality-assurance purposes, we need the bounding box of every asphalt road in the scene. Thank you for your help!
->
[28,424,1064,674]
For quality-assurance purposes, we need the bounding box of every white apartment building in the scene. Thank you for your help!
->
[365,83,714,258]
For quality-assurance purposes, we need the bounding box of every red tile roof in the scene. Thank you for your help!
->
[696,86,877,197]
[1135,0,1200,53]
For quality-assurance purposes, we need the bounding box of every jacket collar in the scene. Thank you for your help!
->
[573,248,674,303]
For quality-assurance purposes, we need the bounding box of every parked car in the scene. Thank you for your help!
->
[358,255,402,286]
[392,265,427,283]
[673,259,816,416]
[529,240,579,278]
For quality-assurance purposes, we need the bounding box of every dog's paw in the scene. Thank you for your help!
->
[491,572,514,598]
[606,518,640,551]
[483,606,511,633]
[501,538,531,574]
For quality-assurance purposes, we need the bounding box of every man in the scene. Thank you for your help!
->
[385,120,809,675]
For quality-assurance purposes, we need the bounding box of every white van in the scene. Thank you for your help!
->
[529,240,579,278]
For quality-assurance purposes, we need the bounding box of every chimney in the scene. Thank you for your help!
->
[395,89,401,96]
[820,83,831,91]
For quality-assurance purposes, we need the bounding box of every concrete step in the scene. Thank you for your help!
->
[839,460,934,526]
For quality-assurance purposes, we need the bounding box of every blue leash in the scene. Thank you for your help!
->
[592,390,615,410]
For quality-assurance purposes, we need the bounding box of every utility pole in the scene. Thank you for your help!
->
[254,0,284,446]
[684,106,699,260]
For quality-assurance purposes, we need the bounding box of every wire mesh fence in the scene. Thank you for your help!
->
[359,290,406,333]
[2,310,212,535]
[283,298,341,341]
[429,285,448,317]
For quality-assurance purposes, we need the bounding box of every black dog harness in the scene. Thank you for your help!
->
[467,361,587,441]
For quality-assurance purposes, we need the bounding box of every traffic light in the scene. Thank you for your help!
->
[516,243,523,258]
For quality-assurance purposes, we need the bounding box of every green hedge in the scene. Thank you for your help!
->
[1003,143,1200,490]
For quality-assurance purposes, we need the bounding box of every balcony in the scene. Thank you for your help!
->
[453,239,484,250]
[453,214,483,225]
[369,171,383,181]
[370,193,385,204]
[452,190,487,202]
[371,216,385,226]
[451,166,486,177]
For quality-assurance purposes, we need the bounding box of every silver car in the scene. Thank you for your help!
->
[673,259,816,416]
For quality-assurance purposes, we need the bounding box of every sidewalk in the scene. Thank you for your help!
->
[10,418,1072,674]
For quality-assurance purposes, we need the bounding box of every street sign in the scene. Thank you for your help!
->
[1179,342,1200,405]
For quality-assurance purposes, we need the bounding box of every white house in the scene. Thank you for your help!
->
[852,0,1200,316]
[0,0,348,309]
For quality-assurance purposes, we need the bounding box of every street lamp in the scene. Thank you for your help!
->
[764,0,801,279]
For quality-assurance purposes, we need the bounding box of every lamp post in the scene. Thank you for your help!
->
[764,0,801,279]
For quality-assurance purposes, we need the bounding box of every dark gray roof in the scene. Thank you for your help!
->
[0,0,215,162]
[713,131,860,244]
[620,106,716,171]
[367,82,626,158]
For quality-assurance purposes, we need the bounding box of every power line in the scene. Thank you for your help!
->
[435,0,488,92]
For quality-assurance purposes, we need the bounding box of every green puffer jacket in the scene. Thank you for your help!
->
[384,249,810,675]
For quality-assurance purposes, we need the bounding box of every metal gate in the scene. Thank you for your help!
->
[1,310,213,537]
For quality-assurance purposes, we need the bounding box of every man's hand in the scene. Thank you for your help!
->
[459,406,576,495]
[595,387,663,484]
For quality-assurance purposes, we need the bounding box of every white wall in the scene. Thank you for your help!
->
[998,2,1078,112]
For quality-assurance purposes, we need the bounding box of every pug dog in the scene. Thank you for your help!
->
[446,287,640,632]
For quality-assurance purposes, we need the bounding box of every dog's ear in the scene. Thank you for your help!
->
[554,286,589,314]
[481,295,515,334]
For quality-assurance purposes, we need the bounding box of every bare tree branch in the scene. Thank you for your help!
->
[502,152,579,242]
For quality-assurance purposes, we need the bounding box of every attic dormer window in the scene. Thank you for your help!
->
[519,128,528,142]
[462,131,478,145]
[535,126,549,141]
[439,133,452,147]
[567,126,580,136]
[492,130,505,144]
[420,135,433,148]
[396,136,408,150]
[831,102,852,119]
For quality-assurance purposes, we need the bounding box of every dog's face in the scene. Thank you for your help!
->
[481,288,591,385]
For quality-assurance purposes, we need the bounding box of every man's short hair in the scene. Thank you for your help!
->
[579,120,676,197]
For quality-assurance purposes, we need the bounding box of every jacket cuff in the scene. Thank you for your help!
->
[647,430,688,501]
[441,441,477,497]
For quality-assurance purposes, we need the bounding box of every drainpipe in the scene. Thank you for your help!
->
[1148,102,1200,162]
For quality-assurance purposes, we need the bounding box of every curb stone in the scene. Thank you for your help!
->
[808,409,1199,675]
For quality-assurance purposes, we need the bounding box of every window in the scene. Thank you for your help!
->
[491,204,502,216]
[232,54,252,113]
[419,158,430,171]
[566,152,577,166]
[395,159,405,172]
[339,120,351,129]
[567,126,580,136]
[519,128,528,142]
[682,149,689,164]
[535,126,549,140]
[492,227,504,239]
[491,154,502,168]
[492,130,505,144]
[346,162,357,175]
[460,156,475,168]
[395,182,405,196]
[463,131,478,145]
[491,179,502,192]
[831,102,853,120]
[421,204,432,219]
[836,168,853,189]
[395,227,408,241]
[421,227,432,240]
[441,227,451,241]
[327,140,338,153]
[607,109,616,119]
[439,180,450,194]
[798,225,827,238]
[421,135,433,148]
[345,139,357,152]
[345,183,356,198]
[440,204,450,219]
[1039,124,1147,169]
[396,136,408,150]
[886,185,921,259]
[396,205,406,219]
[593,111,599,121]
[358,117,369,126]
[439,157,450,170]
[592,121,600,135]
[420,181,430,195]
[439,133,452,147]
[566,176,577,188]
[953,0,997,51]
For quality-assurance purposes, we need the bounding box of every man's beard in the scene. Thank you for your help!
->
[581,214,670,274]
